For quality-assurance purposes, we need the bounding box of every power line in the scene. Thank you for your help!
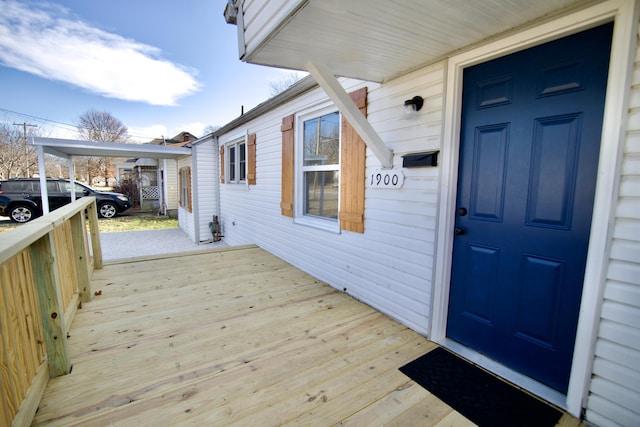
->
[0,107,162,141]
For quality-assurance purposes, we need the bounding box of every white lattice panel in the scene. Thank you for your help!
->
[141,186,159,199]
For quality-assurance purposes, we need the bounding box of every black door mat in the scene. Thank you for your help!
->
[399,347,563,427]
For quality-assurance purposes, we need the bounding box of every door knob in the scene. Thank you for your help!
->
[457,207,468,216]
[454,227,466,235]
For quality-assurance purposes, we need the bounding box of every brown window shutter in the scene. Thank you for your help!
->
[247,133,257,185]
[178,168,182,206]
[219,146,225,184]
[281,114,295,217]
[339,87,367,233]
[187,166,192,213]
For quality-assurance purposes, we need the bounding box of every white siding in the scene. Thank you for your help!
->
[242,0,303,58]
[163,159,179,210]
[585,27,640,427]
[219,66,444,335]
[192,137,219,242]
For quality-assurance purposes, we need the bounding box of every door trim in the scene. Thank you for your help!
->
[431,0,639,417]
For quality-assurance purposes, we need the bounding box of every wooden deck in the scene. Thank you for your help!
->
[32,245,583,426]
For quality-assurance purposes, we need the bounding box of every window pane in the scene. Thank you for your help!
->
[303,112,339,166]
[47,181,59,192]
[229,146,236,182]
[239,143,246,181]
[304,170,339,219]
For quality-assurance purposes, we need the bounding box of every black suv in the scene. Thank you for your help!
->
[0,178,131,223]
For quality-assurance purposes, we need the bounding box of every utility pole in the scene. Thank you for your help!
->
[13,122,38,177]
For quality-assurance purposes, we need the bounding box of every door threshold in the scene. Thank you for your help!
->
[438,338,567,410]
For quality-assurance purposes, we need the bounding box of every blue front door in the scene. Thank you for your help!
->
[447,23,612,393]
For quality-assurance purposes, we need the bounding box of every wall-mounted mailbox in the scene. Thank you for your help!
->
[402,150,439,168]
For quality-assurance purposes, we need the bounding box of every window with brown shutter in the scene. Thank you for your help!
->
[247,133,256,185]
[187,167,192,212]
[339,87,367,233]
[281,115,294,217]
[280,87,367,232]
[219,146,225,184]
[179,166,192,213]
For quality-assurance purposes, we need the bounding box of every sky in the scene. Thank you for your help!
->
[0,0,303,142]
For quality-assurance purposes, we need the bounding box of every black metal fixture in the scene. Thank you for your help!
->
[404,96,424,119]
[224,1,238,25]
[402,150,439,168]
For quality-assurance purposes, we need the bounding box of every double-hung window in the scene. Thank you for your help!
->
[179,167,191,212]
[226,139,246,183]
[298,109,340,227]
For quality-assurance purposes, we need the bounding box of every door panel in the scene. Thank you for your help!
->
[447,23,613,393]
[470,124,508,222]
[527,114,581,228]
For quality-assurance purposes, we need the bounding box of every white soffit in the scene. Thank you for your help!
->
[244,0,593,82]
[31,137,190,159]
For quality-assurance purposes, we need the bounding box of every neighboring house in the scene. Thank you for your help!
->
[183,1,639,425]
[144,132,198,214]
[112,132,197,214]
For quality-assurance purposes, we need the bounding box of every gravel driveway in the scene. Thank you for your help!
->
[100,228,226,262]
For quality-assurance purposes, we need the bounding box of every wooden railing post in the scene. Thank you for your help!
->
[29,234,71,378]
[69,212,92,303]
[86,199,103,270]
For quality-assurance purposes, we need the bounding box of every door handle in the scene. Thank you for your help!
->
[454,227,465,236]
[457,207,468,216]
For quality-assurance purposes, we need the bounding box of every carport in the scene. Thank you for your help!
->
[30,137,190,214]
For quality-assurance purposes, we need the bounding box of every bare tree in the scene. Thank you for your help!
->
[268,72,305,97]
[76,109,130,185]
[202,125,221,136]
[77,109,129,143]
[0,122,40,179]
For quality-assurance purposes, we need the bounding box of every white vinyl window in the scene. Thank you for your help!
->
[226,139,246,183]
[296,107,340,229]
[179,167,191,212]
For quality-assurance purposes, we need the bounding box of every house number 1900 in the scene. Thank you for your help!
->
[368,168,404,189]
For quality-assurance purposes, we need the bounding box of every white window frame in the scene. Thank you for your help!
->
[294,103,341,233]
[226,137,247,184]
[178,167,191,212]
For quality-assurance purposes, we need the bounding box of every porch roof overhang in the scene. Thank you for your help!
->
[231,0,589,168]
[30,137,191,160]
[29,137,190,215]
[238,0,591,83]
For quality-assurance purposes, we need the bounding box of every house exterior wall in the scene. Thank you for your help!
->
[215,1,640,423]
[162,159,179,212]
[192,137,219,243]
[585,28,640,425]
[219,69,443,335]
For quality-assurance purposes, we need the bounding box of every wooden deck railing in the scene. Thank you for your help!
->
[0,197,103,427]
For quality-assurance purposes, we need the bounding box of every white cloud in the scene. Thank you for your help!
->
[128,124,168,143]
[0,0,201,105]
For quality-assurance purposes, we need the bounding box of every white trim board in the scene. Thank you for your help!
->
[431,0,638,417]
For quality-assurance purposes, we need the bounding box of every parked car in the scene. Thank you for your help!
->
[0,178,131,223]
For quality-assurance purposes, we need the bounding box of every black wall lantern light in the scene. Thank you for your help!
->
[404,96,424,119]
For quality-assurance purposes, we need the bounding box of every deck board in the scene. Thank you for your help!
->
[33,246,582,426]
